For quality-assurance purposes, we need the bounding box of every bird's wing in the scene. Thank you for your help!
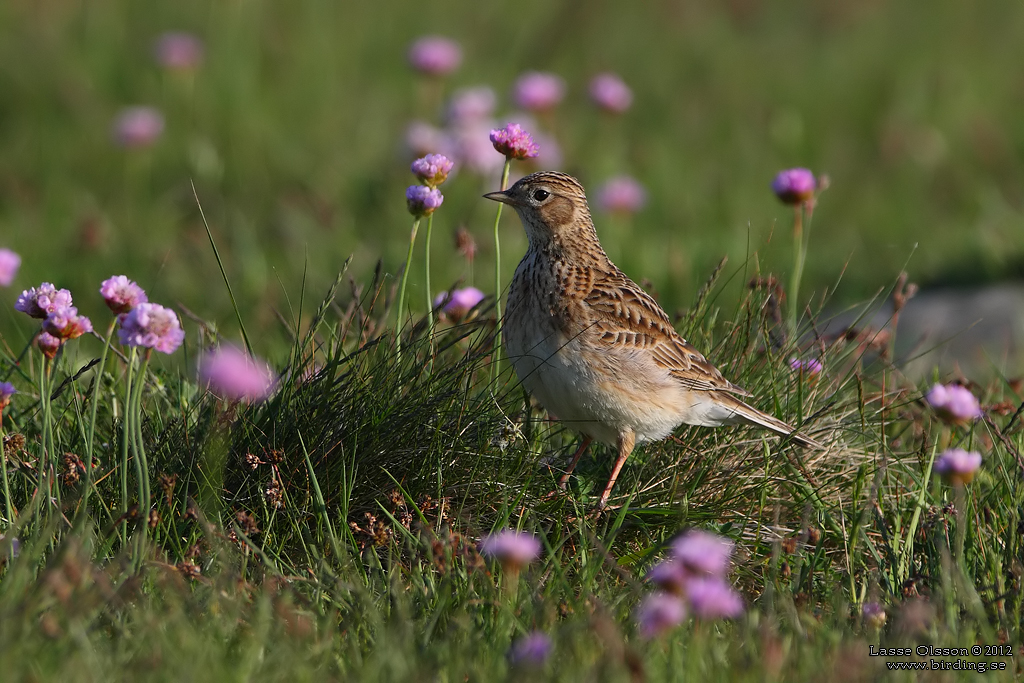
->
[579,266,750,396]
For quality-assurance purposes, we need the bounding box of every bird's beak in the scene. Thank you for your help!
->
[483,190,514,205]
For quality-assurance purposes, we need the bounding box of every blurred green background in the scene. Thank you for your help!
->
[2,0,1023,353]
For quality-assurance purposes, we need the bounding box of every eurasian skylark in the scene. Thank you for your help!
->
[485,171,822,508]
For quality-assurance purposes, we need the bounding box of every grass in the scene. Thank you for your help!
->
[2,0,1024,679]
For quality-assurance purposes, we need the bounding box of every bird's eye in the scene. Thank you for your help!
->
[532,189,550,201]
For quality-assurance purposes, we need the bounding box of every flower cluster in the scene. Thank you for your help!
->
[507,631,552,669]
[15,283,93,359]
[118,302,185,354]
[513,72,566,112]
[405,185,444,218]
[112,106,165,148]
[198,345,276,403]
[589,72,633,113]
[636,530,744,638]
[0,382,15,411]
[0,248,20,287]
[772,168,816,205]
[153,32,204,71]
[433,287,484,322]
[934,448,982,486]
[489,123,540,160]
[406,153,453,218]
[789,357,823,375]
[596,176,647,214]
[100,275,149,315]
[925,383,983,424]
[407,36,462,76]
[479,529,541,571]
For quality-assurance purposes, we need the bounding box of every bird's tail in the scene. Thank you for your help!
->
[720,393,824,449]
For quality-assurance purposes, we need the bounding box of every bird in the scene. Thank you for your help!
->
[484,171,822,509]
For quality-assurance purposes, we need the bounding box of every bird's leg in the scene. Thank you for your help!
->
[557,435,592,489]
[598,430,636,509]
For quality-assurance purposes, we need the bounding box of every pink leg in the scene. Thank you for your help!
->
[558,436,592,489]
[598,430,636,509]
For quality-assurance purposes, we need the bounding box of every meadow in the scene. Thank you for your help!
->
[1,0,1024,680]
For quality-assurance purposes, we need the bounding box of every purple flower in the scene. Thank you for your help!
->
[15,283,73,319]
[671,530,734,576]
[433,287,485,321]
[198,345,276,403]
[513,71,566,111]
[447,86,497,124]
[596,176,647,214]
[645,558,688,595]
[925,383,983,424]
[36,332,63,359]
[153,32,204,70]
[112,106,164,148]
[100,275,148,315]
[0,382,15,410]
[408,36,462,76]
[933,448,982,485]
[771,169,816,205]
[489,123,540,160]
[0,248,20,287]
[635,593,686,639]
[684,577,744,619]
[406,185,444,218]
[117,303,185,354]
[411,154,454,188]
[508,631,552,668]
[479,529,541,569]
[43,307,93,340]
[789,357,823,375]
[862,601,887,629]
[589,73,632,113]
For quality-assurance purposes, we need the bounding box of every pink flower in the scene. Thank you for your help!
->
[596,176,647,214]
[508,631,552,668]
[684,576,744,619]
[198,346,276,403]
[513,71,566,111]
[925,383,983,424]
[589,73,632,113]
[117,303,185,354]
[789,357,823,375]
[408,36,462,76]
[406,185,444,217]
[112,106,164,148]
[934,448,982,486]
[100,275,148,315]
[0,248,20,287]
[771,169,816,205]
[153,32,204,70]
[433,287,485,321]
[670,530,734,576]
[36,332,63,359]
[450,122,505,175]
[447,86,497,124]
[489,123,540,160]
[15,283,73,319]
[0,382,15,410]
[480,529,541,569]
[43,307,93,340]
[862,602,887,629]
[645,558,688,595]
[411,154,454,188]
[635,593,686,639]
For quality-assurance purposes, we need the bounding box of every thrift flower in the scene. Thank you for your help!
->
[36,332,62,359]
[645,558,688,595]
[407,36,462,76]
[411,154,454,187]
[596,176,647,214]
[789,357,823,375]
[118,302,185,354]
[671,530,734,576]
[933,448,982,486]
[479,529,541,569]
[489,123,539,160]
[862,602,887,629]
[771,169,816,205]
[0,382,15,410]
[43,307,93,340]
[406,185,444,217]
[508,631,552,668]
[925,383,983,424]
[513,71,566,111]
[589,73,633,113]
[112,106,164,148]
[447,86,496,124]
[0,248,20,287]
[635,592,686,639]
[684,576,744,619]
[433,287,485,321]
[15,284,73,319]
[198,346,276,403]
[153,32,204,70]
[100,275,148,315]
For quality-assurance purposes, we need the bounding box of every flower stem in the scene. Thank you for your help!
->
[78,319,117,525]
[490,159,512,388]
[120,349,135,548]
[787,203,807,336]
[424,211,436,346]
[39,355,57,509]
[0,412,13,527]
[395,217,421,361]
[130,351,153,568]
